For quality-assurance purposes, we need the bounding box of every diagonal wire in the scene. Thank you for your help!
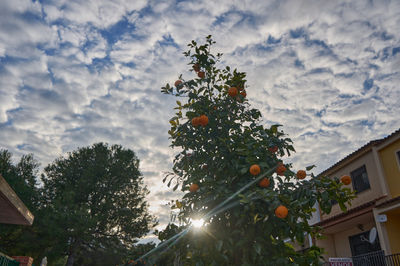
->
[135,166,276,262]
[203,166,275,220]
[135,227,190,262]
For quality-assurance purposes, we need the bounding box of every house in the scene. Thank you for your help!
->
[313,129,400,261]
[0,173,35,265]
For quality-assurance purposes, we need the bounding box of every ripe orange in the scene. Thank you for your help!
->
[240,90,246,97]
[340,175,352,185]
[199,115,209,126]
[268,146,278,153]
[296,170,306,180]
[275,205,288,219]
[191,117,200,127]
[193,64,200,72]
[189,183,199,192]
[174,80,182,87]
[228,87,238,97]
[249,164,261,176]
[276,163,286,176]
[198,71,205,78]
[259,178,270,188]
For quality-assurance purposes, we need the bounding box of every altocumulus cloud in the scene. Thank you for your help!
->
[0,0,399,235]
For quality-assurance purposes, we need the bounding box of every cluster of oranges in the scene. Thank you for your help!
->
[176,64,354,230]
[192,63,205,79]
[248,163,290,219]
[181,65,306,221]
[246,162,312,219]
[191,115,209,127]
[228,87,246,99]
[184,64,208,194]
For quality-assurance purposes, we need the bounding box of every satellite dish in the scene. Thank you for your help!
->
[369,227,377,244]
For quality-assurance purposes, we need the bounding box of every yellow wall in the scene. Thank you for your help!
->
[385,210,400,254]
[379,138,400,197]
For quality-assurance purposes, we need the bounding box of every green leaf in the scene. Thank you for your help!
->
[306,165,316,171]
[240,167,248,175]
[216,240,223,251]
[270,124,281,134]
[254,242,262,255]
[253,213,259,224]
[339,201,347,212]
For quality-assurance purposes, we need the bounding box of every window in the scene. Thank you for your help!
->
[351,165,370,194]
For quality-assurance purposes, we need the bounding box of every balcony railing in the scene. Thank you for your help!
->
[384,252,400,266]
[352,250,385,266]
[324,250,400,266]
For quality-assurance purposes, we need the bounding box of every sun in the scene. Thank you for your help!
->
[192,219,204,228]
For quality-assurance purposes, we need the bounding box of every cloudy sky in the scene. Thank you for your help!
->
[1,0,399,236]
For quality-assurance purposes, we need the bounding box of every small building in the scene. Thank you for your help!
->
[0,174,34,225]
[0,173,35,265]
[314,129,400,261]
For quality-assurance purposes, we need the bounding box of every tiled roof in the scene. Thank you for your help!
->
[316,195,400,227]
[318,128,400,177]
[375,195,400,208]
[316,195,389,227]
[315,198,378,227]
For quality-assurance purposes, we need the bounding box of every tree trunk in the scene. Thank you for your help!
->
[173,249,182,266]
[66,239,80,266]
[66,252,75,266]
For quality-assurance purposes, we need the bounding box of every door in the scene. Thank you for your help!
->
[349,230,381,256]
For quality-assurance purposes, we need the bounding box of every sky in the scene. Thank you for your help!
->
[0,0,399,240]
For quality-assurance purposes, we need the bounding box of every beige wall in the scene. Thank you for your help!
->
[333,221,375,257]
[316,234,336,261]
[316,133,400,259]
[378,138,400,197]
[322,151,384,220]
[318,221,376,260]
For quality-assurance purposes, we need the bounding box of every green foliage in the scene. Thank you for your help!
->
[0,150,40,210]
[158,36,355,265]
[0,150,45,260]
[40,143,157,265]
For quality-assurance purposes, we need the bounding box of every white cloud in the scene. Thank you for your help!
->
[0,0,399,239]
[43,0,148,28]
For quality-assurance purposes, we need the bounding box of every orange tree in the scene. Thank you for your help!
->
[158,36,354,265]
